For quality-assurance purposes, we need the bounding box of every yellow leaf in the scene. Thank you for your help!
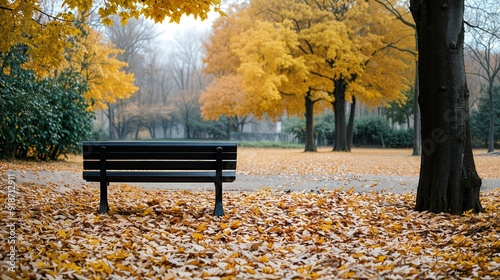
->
[315,236,325,244]
[321,224,332,231]
[58,253,69,261]
[107,249,130,260]
[392,223,402,232]
[58,229,67,238]
[62,262,83,273]
[87,260,112,274]
[245,266,256,274]
[142,207,153,216]
[197,223,208,231]
[262,267,274,273]
[192,232,205,241]
[352,253,363,258]
[411,246,421,253]
[230,220,242,229]
[369,226,379,234]
[259,255,269,262]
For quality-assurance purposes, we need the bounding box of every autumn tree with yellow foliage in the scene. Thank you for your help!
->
[201,4,254,134]
[60,21,138,110]
[201,0,414,151]
[202,3,329,151]
[255,0,415,151]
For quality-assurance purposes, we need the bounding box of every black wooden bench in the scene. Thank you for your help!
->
[82,141,237,216]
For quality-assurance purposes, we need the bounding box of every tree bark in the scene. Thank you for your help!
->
[304,90,317,152]
[412,58,421,156]
[411,0,483,214]
[332,78,348,152]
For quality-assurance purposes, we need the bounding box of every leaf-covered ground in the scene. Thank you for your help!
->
[1,148,499,279]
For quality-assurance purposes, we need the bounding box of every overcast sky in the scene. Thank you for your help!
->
[158,11,220,43]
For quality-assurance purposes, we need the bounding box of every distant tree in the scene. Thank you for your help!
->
[385,87,415,128]
[104,17,157,139]
[168,29,209,138]
[464,0,500,153]
[200,74,251,133]
[201,4,256,136]
[470,85,500,147]
[373,0,420,155]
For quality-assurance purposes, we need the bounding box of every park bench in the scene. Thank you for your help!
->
[82,141,237,216]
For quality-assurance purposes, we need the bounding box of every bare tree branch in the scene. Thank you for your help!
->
[373,0,416,29]
[0,6,14,11]
[465,20,500,40]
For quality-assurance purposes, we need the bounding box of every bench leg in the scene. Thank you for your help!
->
[214,181,224,216]
[99,180,109,214]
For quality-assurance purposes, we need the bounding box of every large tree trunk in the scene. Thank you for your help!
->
[411,0,483,214]
[332,78,348,151]
[304,90,317,152]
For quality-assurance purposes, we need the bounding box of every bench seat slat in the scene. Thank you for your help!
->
[83,151,237,160]
[83,171,236,183]
[83,160,237,171]
[83,141,237,154]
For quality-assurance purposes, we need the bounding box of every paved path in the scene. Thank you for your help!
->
[10,170,500,194]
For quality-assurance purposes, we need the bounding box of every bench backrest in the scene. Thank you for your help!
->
[83,141,237,174]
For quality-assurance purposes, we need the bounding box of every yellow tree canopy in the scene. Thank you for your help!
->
[276,0,415,106]
[201,0,414,123]
[60,27,138,110]
[231,19,309,119]
[200,74,245,120]
[200,4,265,121]
[0,0,77,69]
[201,4,326,121]
[343,1,415,106]
[202,3,248,77]
[0,0,224,69]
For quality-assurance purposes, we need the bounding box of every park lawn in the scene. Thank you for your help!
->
[1,147,499,279]
[2,147,499,178]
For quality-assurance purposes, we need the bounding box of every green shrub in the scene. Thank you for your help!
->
[283,111,335,145]
[385,128,413,148]
[0,49,94,160]
[314,111,335,146]
[353,116,392,147]
[353,116,413,148]
[237,141,303,148]
[283,116,306,143]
